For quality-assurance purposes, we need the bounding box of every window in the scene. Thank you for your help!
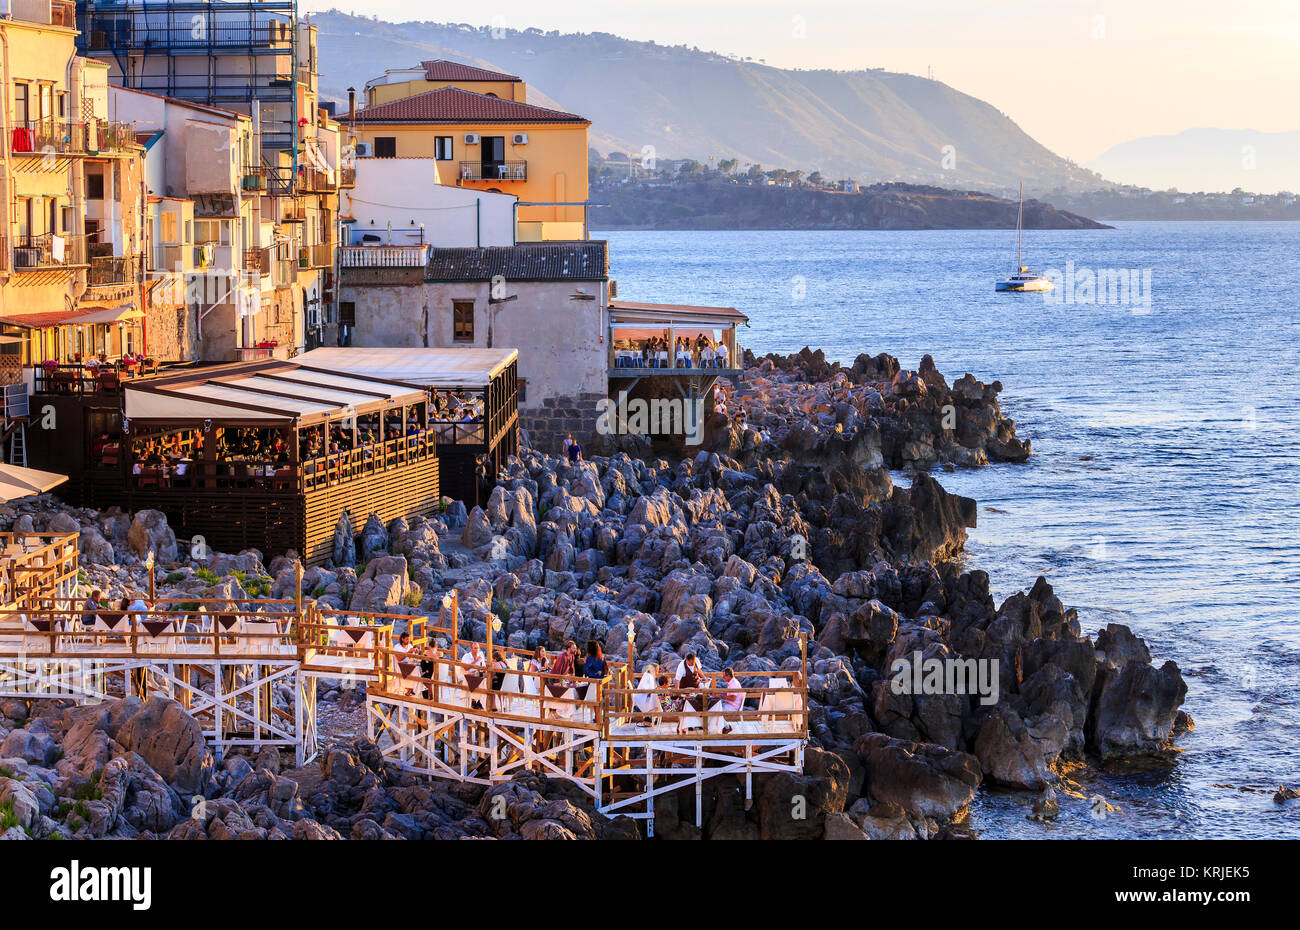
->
[374,136,397,158]
[434,136,454,160]
[161,212,179,244]
[339,301,356,325]
[14,83,28,125]
[86,173,105,200]
[452,301,474,343]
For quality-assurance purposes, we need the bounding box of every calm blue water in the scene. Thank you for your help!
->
[599,223,1300,839]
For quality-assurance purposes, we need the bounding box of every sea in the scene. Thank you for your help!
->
[599,222,1300,839]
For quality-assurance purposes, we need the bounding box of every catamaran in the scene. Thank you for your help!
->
[996,181,1054,292]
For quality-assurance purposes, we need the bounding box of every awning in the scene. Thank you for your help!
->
[609,300,749,327]
[0,303,142,329]
[124,359,429,427]
[296,347,518,390]
[0,463,68,503]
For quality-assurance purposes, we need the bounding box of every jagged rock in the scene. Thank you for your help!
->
[856,732,981,821]
[0,719,58,766]
[1088,624,1188,760]
[115,696,213,795]
[333,511,356,567]
[126,509,178,561]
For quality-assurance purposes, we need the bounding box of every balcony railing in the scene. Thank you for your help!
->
[9,119,135,157]
[12,233,86,270]
[338,245,429,268]
[243,248,272,275]
[152,244,189,273]
[459,161,527,181]
[298,243,332,268]
[51,0,75,28]
[298,167,336,192]
[339,167,356,188]
[87,254,142,287]
[281,201,306,222]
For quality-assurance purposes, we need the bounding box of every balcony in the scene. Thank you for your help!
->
[241,170,267,193]
[9,119,135,157]
[459,161,527,182]
[51,0,75,28]
[87,254,142,287]
[152,244,190,274]
[339,167,356,189]
[339,245,429,268]
[281,201,307,223]
[299,243,333,268]
[298,167,336,193]
[243,248,272,276]
[12,233,85,271]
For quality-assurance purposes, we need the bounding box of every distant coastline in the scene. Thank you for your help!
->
[590,180,1111,231]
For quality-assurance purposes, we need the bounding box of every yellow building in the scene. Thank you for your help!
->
[364,60,529,106]
[350,60,590,240]
[0,1,146,375]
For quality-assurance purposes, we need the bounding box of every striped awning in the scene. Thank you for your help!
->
[0,303,141,329]
[124,360,427,427]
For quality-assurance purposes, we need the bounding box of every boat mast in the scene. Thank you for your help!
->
[1016,180,1023,271]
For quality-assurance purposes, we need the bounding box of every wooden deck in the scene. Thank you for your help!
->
[0,561,807,831]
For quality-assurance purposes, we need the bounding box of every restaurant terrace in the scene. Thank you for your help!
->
[297,346,520,506]
[121,360,441,563]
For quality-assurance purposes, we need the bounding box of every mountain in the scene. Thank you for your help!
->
[1086,129,1300,195]
[309,13,1106,193]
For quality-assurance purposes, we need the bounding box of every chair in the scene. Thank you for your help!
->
[573,681,600,725]
[632,670,661,717]
[240,620,282,655]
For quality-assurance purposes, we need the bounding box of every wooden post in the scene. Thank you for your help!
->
[447,591,459,655]
[627,624,636,714]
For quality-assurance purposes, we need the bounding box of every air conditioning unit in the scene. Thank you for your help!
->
[464,133,480,145]
[354,141,372,157]
[512,133,529,145]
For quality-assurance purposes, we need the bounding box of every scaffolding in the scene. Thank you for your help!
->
[76,0,299,191]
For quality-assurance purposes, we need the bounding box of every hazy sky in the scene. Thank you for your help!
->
[304,0,1299,163]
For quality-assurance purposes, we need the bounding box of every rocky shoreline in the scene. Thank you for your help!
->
[0,347,1192,841]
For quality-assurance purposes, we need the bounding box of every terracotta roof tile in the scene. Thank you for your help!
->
[420,59,522,82]
[354,87,588,125]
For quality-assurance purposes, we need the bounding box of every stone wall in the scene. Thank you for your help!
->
[145,300,195,361]
[521,391,605,454]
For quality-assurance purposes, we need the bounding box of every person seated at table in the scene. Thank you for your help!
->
[418,640,442,682]
[125,594,150,630]
[583,640,607,680]
[394,631,412,654]
[526,645,548,675]
[548,639,578,684]
[81,589,105,629]
[656,675,680,714]
[709,667,746,734]
[491,648,509,692]
[460,639,485,672]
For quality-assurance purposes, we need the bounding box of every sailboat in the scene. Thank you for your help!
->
[996,181,1054,292]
